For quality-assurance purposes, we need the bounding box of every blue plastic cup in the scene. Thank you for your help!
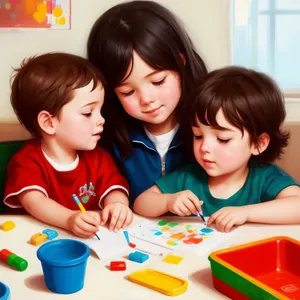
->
[0,281,10,300]
[37,239,90,294]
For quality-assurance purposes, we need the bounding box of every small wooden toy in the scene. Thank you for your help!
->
[129,268,188,296]
[128,251,149,263]
[1,220,15,231]
[162,254,183,265]
[0,249,28,271]
[30,233,48,246]
[42,228,58,240]
[110,261,126,271]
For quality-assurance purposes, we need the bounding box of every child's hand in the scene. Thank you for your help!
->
[68,211,100,238]
[167,190,203,216]
[101,202,133,232]
[207,206,249,232]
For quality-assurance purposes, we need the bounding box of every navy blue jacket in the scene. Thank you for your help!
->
[113,127,186,206]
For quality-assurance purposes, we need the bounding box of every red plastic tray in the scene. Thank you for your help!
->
[209,236,300,299]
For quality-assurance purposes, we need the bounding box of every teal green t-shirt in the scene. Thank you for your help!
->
[155,163,299,216]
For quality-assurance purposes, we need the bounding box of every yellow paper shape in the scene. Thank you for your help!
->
[162,254,183,265]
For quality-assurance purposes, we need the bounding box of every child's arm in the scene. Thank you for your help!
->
[101,190,133,232]
[208,185,300,232]
[19,190,100,238]
[247,185,300,223]
[134,185,202,217]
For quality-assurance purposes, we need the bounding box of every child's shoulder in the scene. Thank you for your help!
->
[10,139,42,162]
[251,163,291,177]
[250,162,298,184]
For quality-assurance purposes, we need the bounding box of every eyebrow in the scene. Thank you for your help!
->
[80,101,100,108]
[118,70,163,87]
[214,127,235,132]
[192,125,235,132]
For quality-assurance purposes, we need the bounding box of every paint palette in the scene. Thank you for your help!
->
[209,236,300,299]
[128,219,232,255]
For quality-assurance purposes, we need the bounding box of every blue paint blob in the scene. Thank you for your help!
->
[200,228,214,234]
[154,231,163,236]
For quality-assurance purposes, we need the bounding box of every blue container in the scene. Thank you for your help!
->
[0,281,10,300]
[37,239,90,294]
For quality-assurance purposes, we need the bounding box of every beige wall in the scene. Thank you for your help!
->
[0,0,230,122]
[276,124,300,182]
[0,0,299,180]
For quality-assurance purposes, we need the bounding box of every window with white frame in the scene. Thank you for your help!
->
[232,0,300,94]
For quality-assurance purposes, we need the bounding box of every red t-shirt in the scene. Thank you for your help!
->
[4,140,129,210]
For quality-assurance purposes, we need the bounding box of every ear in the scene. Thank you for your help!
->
[251,133,270,156]
[37,110,56,135]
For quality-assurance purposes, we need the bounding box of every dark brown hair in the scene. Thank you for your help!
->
[10,52,106,138]
[189,66,289,164]
[87,0,207,158]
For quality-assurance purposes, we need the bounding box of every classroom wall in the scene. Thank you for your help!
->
[0,0,299,180]
[0,0,230,122]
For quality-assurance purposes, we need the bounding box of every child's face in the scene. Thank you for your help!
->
[192,109,258,178]
[115,51,181,134]
[54,80,105,151]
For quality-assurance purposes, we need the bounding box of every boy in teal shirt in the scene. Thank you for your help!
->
[134,66,300,232]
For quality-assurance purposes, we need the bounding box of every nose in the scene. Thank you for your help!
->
[199,138,211,153]
[96,115,105,127]
[139,88,155,106]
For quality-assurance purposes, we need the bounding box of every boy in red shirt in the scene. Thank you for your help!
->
[4,53,133,237]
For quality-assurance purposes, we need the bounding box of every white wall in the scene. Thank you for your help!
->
[0,0,298,126]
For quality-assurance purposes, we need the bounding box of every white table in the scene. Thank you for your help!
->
[1,215,300,299]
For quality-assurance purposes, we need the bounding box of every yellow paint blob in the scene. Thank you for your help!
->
[53,6,63,17]
[59,16,66,25]
[161,226,170,232]
[167,240,176,246]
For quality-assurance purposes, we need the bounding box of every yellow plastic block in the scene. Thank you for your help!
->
[1,220,15,231]
[129,268,188,296]
[30,233,48,246]
[162,254,183,265]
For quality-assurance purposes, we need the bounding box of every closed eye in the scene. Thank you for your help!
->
[193,135,202,140]
[152,77,166,86]
[120,90,134,97]
[82,112,92,117]
[217,138,230,143]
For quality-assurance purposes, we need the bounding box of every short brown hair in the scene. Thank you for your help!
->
[11,52,106,138]
[189,66,289,164]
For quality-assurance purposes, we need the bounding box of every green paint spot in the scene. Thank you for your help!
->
[158,220,168,226]
[185,225,192,229]
[168,222,179,227]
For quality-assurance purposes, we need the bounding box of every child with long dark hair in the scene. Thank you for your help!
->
[87,1,208,205]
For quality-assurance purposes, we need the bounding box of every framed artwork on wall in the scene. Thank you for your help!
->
[0,0,71,30]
